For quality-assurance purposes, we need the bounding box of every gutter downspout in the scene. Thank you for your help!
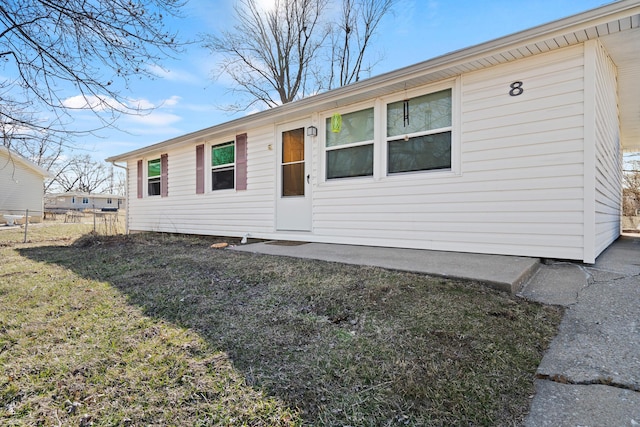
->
[109,161,129,235]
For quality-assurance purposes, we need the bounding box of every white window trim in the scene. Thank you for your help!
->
[381,77,461,179]
[319,101,377,183]
[209,139,236,192]
[318,78,461,185]
[146,157,162,197]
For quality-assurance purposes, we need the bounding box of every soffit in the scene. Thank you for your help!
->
[599,18,640,151]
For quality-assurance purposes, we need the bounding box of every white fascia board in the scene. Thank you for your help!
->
[106,0,640,163]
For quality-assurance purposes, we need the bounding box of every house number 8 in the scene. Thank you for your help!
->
[509,81,524,96]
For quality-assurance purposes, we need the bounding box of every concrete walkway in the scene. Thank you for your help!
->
[231,235,640,425]
[520,235,640,426]
[232,241,540,293]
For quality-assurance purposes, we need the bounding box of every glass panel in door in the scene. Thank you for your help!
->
[281,128,305,197]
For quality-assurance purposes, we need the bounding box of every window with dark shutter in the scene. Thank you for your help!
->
[147,158,161,196]
[211,142,234,191]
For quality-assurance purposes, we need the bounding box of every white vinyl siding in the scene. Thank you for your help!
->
[312,45,586,260]
[591,40,621,259]
[126,126,276,236]
[0,150,45,219]
[122,42,621,263]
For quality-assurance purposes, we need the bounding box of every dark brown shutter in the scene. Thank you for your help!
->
[236,133,247,191]
[195,144,205,194]
[137,160,143,198]
[160,153,168,197]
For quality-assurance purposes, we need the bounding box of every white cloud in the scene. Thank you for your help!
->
[255,0,276,12]
[129,111,182,127]
[126,95,180,111]
[147,64,200,84]
[63,94,183,115]
[129,98,156,110]
[162,95,181,107]
[62,94,119,111]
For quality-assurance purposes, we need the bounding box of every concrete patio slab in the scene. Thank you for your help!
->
[231,241,540,294]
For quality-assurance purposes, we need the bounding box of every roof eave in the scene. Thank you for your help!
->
[1,146,53,178]
[106,0,640,162]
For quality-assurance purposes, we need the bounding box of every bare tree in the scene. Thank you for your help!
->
[203,0,395,111]
[623,160,640,216]
[0,99,111,194]
[0,0,183,140]
[204,0,327,110]
[110,167,127,196]
[52,154,113,194]
[328,0,395,89]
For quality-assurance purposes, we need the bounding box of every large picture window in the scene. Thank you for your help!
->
[212,142,235,190]
[386,89,452,174]
[147,158,161,196]
[325,107,374,179]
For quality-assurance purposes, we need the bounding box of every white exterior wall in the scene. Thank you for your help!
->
[0,150,45,219]
[127,125,277,235]
[312,45,586,260]
[124,43,622,263]
[460,45,587,260]
[46,195,124,210]
[590,40,622,260]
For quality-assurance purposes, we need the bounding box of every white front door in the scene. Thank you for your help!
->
[276,120,312,231]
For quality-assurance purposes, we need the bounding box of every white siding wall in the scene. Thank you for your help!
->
[124,44,620,262]
[0,151,45,218]
[127,125,277,236]
[312,45,586,260]
[591,41,621,259]
[46,196,124,210]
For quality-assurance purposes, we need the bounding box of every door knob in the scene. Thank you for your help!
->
[306,174,310,184]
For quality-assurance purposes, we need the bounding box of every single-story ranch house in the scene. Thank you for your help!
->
[107,0,640,264]
[1,146,50,224]
[44,192,125,212]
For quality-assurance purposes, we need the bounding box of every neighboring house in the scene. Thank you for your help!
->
[44,192,125,212]
[107,1,640,264]
[0,146,51,224]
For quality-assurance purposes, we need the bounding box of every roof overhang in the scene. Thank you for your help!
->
[45,192,123,198]
[107,0,640,162]
[1,146,53,178]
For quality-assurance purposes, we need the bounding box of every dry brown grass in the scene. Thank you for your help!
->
[0,227,563,426]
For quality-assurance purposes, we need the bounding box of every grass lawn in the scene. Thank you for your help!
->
[0,225,563,426]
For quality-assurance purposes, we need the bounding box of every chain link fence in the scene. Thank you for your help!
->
[1,208,125,242]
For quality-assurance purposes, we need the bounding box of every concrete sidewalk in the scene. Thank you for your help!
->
[521,235,640,427]
[231,235,640,425]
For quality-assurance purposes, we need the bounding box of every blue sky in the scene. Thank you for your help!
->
[65,0,611,162]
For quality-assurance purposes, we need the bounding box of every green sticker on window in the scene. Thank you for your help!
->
[148,159,161,177]
[212,143,235,167]
[330,113,342,133]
